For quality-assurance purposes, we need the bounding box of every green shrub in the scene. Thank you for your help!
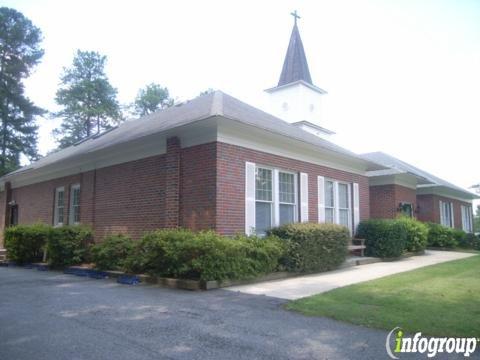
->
[457,232,480,250]
[452,229,467,246]
[395,217,428,253]
[90,234,134,270]
[4,224,50,264]
[268,223,349,273]
[357,219,407,258]
[426,223,457,248]
[124,229,284,281]
[47,225,93,268]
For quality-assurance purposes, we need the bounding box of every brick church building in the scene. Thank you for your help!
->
[0,17,476,245]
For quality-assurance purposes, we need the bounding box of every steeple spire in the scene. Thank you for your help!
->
[278,11,312,87]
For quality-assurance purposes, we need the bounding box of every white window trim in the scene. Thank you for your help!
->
[461,205,473,233]
[439,200,454,228]
[324,179,353,234]
[54,186,65,227]
[254,165,298,233]
[69,184,81,225]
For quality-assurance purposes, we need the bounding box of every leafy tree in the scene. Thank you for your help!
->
[0,7,44,175]
[53,50,121,148]
[133,83,174,116]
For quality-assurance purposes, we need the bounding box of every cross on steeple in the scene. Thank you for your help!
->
[290,10,301,25]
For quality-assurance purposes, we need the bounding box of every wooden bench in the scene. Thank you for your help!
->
[348,238,366,257]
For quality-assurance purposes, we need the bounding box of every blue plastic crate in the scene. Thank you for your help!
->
[117,275,141,285]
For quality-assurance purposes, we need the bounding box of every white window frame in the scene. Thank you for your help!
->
[439,200,454,228]
[461,205,473,233]
[69,184,81,225]
[324,179,352,233]
[54,186,65,226]
[254,165,298,234]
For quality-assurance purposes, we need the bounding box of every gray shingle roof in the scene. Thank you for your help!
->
[278,23,312,86]
[362,151,477,199]
[3,91,380,180]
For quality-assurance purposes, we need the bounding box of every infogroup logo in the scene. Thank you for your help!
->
[386,327,478,358]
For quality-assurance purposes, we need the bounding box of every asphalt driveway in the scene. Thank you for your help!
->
[0,267,465,360]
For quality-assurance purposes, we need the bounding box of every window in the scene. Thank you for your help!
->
[461,205,473,233]
[54,187,65,226]
[439,200,453,228]
[254,167,298,235]
[69,184,81,225]
[255,168,273,235]
[10,205,18,226]
[398,202,413,218]
[279,172,295,225]
[338,183,350,228]
[324,180,352,231]
[325,180,335,223]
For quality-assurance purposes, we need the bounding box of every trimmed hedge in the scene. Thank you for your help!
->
[4,224,50,264]
[268,223,349,273]
[90,234,135,271]
[357,219,407,258]
[124,229,285,281]
[47,226,93,268]
[453,230,480,250]
[426,223,457,248]
[395,217,428,253]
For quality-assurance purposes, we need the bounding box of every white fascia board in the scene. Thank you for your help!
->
[416,185,477,202]
[216,118,368,175]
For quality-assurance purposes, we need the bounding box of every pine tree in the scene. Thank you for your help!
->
[54,50,121,148]
[0,7,44,175]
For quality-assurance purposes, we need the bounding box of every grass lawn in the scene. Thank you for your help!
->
[286,255,480,337]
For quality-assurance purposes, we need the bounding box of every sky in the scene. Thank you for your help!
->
[3,0,480,198]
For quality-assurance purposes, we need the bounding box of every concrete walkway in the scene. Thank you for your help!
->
[226,250,476,300]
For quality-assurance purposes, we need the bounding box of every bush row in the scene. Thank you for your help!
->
[92,223,350,280]
[357,217,479,258]
[4,224,92,267]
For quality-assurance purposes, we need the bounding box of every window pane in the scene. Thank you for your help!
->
[73,188,80,206]
[279,172,295,204]
[338,183,349,209]
[255,201,272,235]
[279,204,295,225]
[57,191,64,206]
[325,181,334,207]
[339,209,349,227]
[325,208,334,223]
[255,168,272,201]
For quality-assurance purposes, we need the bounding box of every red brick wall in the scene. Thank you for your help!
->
[370,184,417,219]
[417,194,472,230]
[93,154,167,240]
[180,142,217,231]
[1,141,371,241]
[216,142,370,235]
[11,174,83,226]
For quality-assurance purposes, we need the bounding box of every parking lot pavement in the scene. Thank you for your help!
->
[0,267,450,360]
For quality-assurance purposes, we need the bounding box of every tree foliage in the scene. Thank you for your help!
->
[53,50,121,148]
[0,7,44,175]
[133,83,174,116]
